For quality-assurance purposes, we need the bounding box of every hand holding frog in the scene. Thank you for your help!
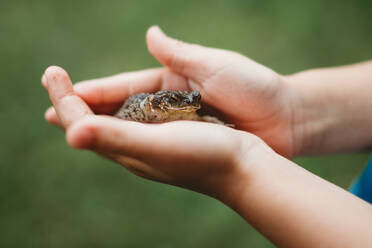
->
[42,65,266,197]
[45,26,296,157]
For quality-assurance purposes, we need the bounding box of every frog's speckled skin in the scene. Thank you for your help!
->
[115,90,226,125]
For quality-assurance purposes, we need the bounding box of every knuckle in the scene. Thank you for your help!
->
[57,93,76,103]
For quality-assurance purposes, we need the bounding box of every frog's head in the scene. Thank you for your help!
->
[148,90,201,112]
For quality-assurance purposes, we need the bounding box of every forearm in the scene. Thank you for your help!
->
[220,143,372,248]
[285,61,372,155]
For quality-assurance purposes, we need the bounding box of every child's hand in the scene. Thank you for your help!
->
[42,66,266,197]
[44,26,296,157]
[146,27,295,157]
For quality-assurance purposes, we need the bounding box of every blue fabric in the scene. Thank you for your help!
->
[350,159,372,203]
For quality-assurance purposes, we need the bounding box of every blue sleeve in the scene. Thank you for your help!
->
[350,159,372,204]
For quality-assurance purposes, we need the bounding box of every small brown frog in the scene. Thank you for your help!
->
[115,90,227,125]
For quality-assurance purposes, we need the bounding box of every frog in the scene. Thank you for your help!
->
[114,90,227,125]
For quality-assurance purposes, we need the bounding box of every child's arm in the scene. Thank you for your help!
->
[222,144,372,248]
[43,66,372,248]
[286,61,372,156]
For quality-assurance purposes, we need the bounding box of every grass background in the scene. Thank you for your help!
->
[1,0,371,247]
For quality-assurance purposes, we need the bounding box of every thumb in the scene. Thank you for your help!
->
[146,26,229,83]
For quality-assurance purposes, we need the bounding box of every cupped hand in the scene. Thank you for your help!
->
[44,26,296,157]
[42,66,266,197]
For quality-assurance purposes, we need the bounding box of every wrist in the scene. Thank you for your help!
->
[281,73,315,157]
[214,133,276,210]
[282,67,372,156]
[282,72,347,156]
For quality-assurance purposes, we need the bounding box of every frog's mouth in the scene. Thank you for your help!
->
[165,105,200,112]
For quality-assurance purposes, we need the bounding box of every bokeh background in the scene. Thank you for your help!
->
[1,0,372,247]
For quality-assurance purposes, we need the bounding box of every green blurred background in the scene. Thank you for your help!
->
[1,0,371,247]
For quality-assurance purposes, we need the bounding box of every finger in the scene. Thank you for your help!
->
[45,106,63,128]
[146,26,228,83]
[114,155,166,182]
[66,115,241,181]
[94,151,159,181]
[44,66,94,128]
[73,68,163,105]
[56,68,188,116]
[67,116,174,180]
[62,122,156,179]
[66,115,234,159]
[161,68,191,91]
[66,115,154,157]
[44,101,121,129]
[44,101,121,128]
[43,110,149,177]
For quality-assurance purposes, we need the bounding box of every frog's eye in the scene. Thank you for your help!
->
[184,95,193,104]
[190,91,201,102]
